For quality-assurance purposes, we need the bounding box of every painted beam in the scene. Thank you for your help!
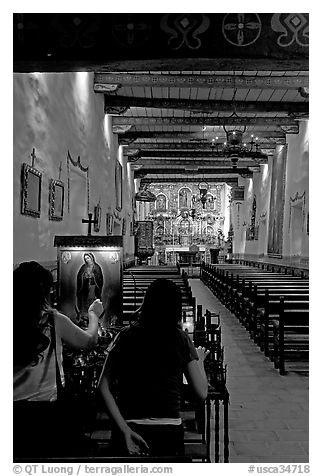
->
[134,167,253,176]
[129,159,267,167]
[119,131,286,141]
[140,177,239,185]
[104,95,308,114]
[95,72,308,90]
[127,150,270,159]
[113,116,299,127]
[124,141,278,150]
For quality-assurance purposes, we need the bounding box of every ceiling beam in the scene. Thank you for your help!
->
[140,177,239,186]
[134,167,253,176]
[113,116,298,127]
[104,95,308,114]
[124,141,278,150]
[130,159,266,167]
[95,73,308,91]
[128,150,269,160]
[14,58,309,73]
[119,131,286,142]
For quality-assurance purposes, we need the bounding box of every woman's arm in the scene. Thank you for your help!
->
[184,346,210,403]
[55,299,102,349]
[98,364,149,455]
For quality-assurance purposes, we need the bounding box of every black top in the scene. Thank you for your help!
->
[106,323,198,420]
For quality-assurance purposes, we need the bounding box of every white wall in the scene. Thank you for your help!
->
[13,72,135,265]
[231,121,309,266]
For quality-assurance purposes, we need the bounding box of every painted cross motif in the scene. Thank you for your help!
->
[112,15,151,47]
[222,13,261,47]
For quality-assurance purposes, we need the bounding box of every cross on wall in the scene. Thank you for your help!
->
[82,213,97,236]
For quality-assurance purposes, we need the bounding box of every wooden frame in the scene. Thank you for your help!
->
[106,213,113,235]
[49,179,64,221]
[21,163,42,218]
[93,203,102,232]
[115,161,122,211]
[54,236,123,327]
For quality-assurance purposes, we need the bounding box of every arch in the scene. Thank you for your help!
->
[155,225,165,236]
[206,193,215,210]
[156,193,167,211]
[178,187,192,209]
[179,218,191,234]
[203,225,214,235]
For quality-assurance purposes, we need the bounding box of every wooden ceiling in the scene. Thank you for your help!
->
[96,70,308,185]
[13,13,309,187]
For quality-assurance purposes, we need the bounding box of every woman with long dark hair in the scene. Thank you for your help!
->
[13,261,103,457]
[99,278,209,457]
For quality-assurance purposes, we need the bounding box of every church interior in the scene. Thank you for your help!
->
[13,13,309,465]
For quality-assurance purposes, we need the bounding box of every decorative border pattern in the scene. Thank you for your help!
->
[54,235,122,248]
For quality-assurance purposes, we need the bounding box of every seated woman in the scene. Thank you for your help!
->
[13,261,104,458]
[99,278,209,457]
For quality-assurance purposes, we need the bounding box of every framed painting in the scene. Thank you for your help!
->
[267,146,287,257]
[93,203,102,232]
[21,163,42,218]
[49,179,64,221]
[106,213,113,235]
[115,161,122,211]
[55,236,123,327]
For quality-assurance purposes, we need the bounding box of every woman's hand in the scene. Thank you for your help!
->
[88,299,104,318]
[123,428,150,456]
[196,346,210,362]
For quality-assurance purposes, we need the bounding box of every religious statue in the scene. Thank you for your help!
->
[179,188,190,208]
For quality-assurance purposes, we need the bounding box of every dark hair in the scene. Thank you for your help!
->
[138,279,182,329]
[13,261,54,366]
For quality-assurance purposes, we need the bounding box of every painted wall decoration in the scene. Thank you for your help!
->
[271,13,309,47]
[288,191,306,257]
[111,14,152,48]
[14,14,309,69]
[222,13,262,47]
[66,150,89,215]
[267,146,287,257]
[160,13,210,50]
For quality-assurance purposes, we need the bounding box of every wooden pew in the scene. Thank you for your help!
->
[201,264,309,376]
[256,297,309,357]
[272,297,309,375]
[248,290,309,345]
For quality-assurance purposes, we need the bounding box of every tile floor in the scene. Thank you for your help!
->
[189,279,309,463]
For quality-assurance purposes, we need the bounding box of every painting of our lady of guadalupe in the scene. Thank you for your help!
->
[75,252,104,326]
[56,239,123,328]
